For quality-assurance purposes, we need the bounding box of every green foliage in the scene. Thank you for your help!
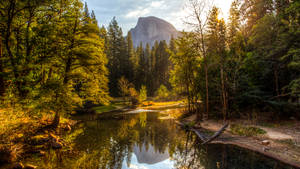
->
[0,0,110,120]
[129,87,139,105]
[139,85,147,102]
[230,124,266,136]
[170,0,300,120]
[93,105,117,114]
[118,76,131,99]
[155,85,170,101]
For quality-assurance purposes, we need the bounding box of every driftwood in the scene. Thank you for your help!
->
[176,121,229,144]
[191,128,207,142]
[201,123,229,144]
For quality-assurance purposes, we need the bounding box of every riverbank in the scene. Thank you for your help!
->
[182,115,300,168]
[0,108,79,168]
[1,101,299,168]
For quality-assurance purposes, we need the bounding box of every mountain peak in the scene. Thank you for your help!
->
[130,16,179,47]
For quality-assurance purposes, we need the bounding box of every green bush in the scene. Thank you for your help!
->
[129,87,139,105]
[155,85,170,100]
[139,85,147,102]
[230,124,266,136]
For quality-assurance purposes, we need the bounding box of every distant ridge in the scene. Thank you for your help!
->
[129,16,179,47]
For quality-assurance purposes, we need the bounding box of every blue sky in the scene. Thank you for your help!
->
[85,0,233,34]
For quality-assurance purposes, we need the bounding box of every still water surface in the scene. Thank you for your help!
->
[24,110,296,169]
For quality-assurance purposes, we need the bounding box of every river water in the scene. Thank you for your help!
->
[23,110,296,169]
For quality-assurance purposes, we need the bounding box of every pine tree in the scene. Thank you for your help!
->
[0,0,110,126]
[106,17,129,96]
[206,6,228,120]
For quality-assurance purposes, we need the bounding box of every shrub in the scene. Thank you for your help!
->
[129,87,139,105]
[230,124,266,136]
[156,85,170,100]
[139,85,147,102]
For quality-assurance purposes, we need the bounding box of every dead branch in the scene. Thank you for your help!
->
[201,123,229,144]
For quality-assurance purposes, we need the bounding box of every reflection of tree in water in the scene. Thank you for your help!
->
[172,136,296,169]
[70,112,182,169]
[35,112,296,169]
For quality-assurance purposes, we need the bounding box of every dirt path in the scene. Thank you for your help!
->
[259,126,294,140]
[183,116,300,168]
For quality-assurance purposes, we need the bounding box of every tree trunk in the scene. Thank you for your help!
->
[274,66,280,98]
[5,2,22,96]
[204,64,209,119]
[221,67,227,121]
[54,14,78,128]
[51,111,60,128]
[0,34,5,97]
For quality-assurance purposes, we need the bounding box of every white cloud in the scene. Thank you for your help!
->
[150,1,164,8]
[125,8,150,18]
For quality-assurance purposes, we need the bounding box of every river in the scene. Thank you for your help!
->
[23,109,296,169]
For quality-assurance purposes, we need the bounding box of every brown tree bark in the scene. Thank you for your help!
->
[221,67,227,121]
[204,64,209,119]
[52,14,78,128]
[0,34,5,97]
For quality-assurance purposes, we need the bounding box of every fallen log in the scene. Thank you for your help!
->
[175,120,229,144]
[191,128,207,142]
[201,123,229,145]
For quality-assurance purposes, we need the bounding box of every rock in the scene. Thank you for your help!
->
[51,142,62,149]
[24,164,37,169]
[130,16,180,47]
[12,163,24,169]
[263,147,270,152]
[262,140,270,146]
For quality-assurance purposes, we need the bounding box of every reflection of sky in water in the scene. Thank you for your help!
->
[122,153,174,169]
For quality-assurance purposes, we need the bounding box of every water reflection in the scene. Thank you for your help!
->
[25,111,296,169]
[133,143,169,164]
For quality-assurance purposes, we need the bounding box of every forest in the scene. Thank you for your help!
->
[0,0,299,168]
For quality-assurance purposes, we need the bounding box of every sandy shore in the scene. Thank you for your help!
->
[182,116,300,168]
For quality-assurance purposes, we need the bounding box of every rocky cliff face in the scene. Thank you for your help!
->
[129,16,179,47]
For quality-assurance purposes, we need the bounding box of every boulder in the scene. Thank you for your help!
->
[262,140,270,146]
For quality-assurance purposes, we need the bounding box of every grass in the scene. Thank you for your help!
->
[230,124,267,136]
[93,105,117,114]
[0,108,77,163]
[140,100,184,109]
[92,101,129,114]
